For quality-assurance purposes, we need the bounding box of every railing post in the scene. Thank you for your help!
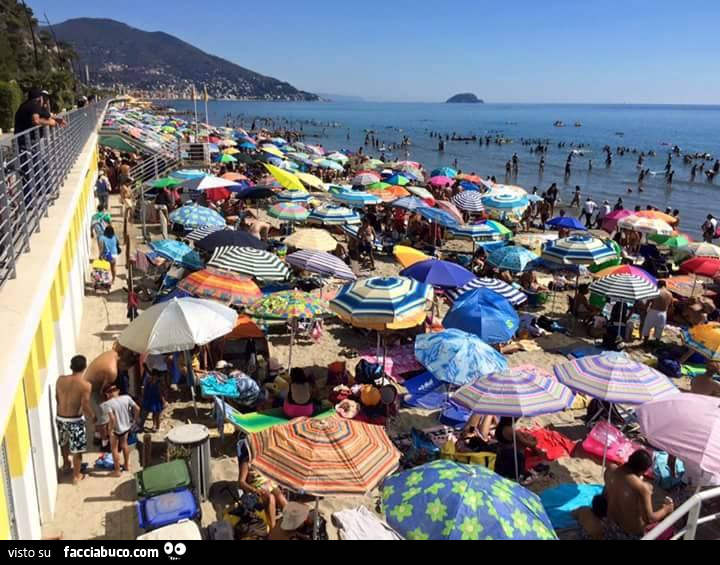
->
[0,168,16,282]
[685,501,702,541]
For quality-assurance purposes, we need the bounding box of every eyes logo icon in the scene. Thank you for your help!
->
[164,543,187,560]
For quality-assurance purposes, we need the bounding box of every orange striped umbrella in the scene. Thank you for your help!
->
[247,416,400,495]
[368,186,411,202]
[178,268,262,306]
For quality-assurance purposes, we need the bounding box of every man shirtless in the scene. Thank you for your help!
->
[642,280,673,343]
[691,361,720,398]
[245,219,271,241]
[604,450,674,539]
[56,356,93,484]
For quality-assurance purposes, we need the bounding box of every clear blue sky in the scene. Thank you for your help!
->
[28,0,720,104]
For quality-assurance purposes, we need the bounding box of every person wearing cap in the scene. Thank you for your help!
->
[268,502,312,541]
[14,87,55,135]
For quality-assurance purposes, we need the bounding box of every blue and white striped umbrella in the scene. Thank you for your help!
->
[308,204,362,226]
[452,191,486,213]
[418,207,459,228]
[286,250,357,281]
[487,246,539,272]
[330,277,433,330]
[391,196,431,211]
[169,205,226,229]
[542,235,617,266]
[277,190,312,204]
[448,222,504,241]
[185,225,228,243]
[482,192,530,210]
[331,190,382,208]
[447,278,528,306]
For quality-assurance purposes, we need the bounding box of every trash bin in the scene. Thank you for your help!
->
[166,424,211,501]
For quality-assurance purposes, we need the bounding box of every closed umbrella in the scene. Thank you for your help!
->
[150,240,203,270]
[196,230,268,253]
[208,246,291,283]
[447,278,528,306]
[286,250,357,281]
[285,228,338,252]
[443,288,519,344]
[453,191,486,213]
[487,246,538,272]
[401,259,475,289]
[178,268,262,306]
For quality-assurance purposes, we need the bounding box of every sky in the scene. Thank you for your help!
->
[27,0,720,104]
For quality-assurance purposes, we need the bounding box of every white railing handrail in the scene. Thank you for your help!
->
[643,486,720,540]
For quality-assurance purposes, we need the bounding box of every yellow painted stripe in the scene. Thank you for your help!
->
[23,349,42,411]
[34,297,55,372]
[0,467,11,540]
[6,385,31,478]
[50,277,62,323]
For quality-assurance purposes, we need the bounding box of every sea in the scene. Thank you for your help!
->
[161,100,720,238]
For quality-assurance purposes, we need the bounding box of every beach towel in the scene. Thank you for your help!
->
[521,427,578,471]
[539,484,605,530]
[222,402,336,434]
[200,374,241,399]
[332,507,401,541]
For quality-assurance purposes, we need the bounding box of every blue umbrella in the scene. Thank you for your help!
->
[487,246,539,272]
[331,190,382,208]
[546,216,588,231]
[171,169,207,180]
[482,193,530,210]
[459,181,481,192]
[240,142,256,150]
[391,196,431,211]
[542,234,617,266]
[401,259,475,289]
[150,240,204,270]
[448,223,504,241]
[169,205,226,229]
[431,167,458,178]
[444,288,519,344]
[418,207,459,228]
[382,460,557,540]
[447,278,528,307]
[385,174,410,186]
[415,329,508,386]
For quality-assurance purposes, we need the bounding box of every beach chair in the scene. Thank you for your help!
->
[441,441,497,470]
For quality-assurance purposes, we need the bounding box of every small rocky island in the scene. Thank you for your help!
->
[446,93,484,104]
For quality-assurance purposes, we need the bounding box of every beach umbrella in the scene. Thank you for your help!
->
[330,277,433,331]
[331,190,382,208]
[429,176,453,187]
[285,229,338,252]
[542,234,617,266]
[446,278,528,307]
[635,210,678,225]
[260,144,284,158]
[436,201,465,224]
[286,250,357,281]
[665,276,706,299]
[307,204,361,226]
[394,246,430,269]
[648,233,691,249]
[546,216,588,231]
[119,298,237,355]
[482,192,530,211]
[215,154,237,164]
[487,246,538,272]
[448,222,505,243]
[364,158,385,169]
[221,172,250,183]
[395,160,422,170]
[178,268,262,306]
[185,225,227,243]
[418,207,459,228]
[268,202,310,222]
[352,172,381,186]
[181,175,242,192]
[443,288,519,344]
[415,329,508,387]
[386,174,410,186]
[150,240,203,270]
[554,352,678,467]
[682,323,720,361]
[680,257,720,279]
[239,141,257,150]
[203,187,233,203]
[589,274,659,303]
[220,138,238,147]
[382,460,557,541]
[326,152,349,163]
[264,163,305,191]
[594,264,656,284]
[295,171,324,190]
[223,147,240,155]
[391,196,431,211]
[431,167,458,179]
[678,242,720,260]
[314,159,344,171]
[248,416,400,496]
[618,216,674,236]
[151,177,185,189]
[637,394,720,477]
[459,181,481,192]
[196,230,268,253]
[237,187,276,201]
[452,192,486,213]
[169,205,226,229]
[406,186,436,203]
[401,259,475,289]
[208,246,291,283]
[458,173,484,183]
[277,190,312,204]
[368,187,410,203]
[367,182,392,191]
[171,169,207,180]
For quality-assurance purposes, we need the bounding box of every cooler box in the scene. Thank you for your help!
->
[136,520,202,540]
[137,488,199,531]
[135,460,192,498]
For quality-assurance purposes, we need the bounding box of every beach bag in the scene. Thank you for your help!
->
[657,357,682,379]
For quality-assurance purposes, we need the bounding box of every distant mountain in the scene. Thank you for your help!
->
[446,93,484,104]
[46,18,318,101]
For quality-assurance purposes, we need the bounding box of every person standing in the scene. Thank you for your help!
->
[596,200,612,229]
[56,356,93,485]
[95,170,111,210]
[570,186,582,208]
[98,225,121,284]
[702,215,718,243]
[642,280,672,343]
[101,384,140,477]
[580,197,598,227]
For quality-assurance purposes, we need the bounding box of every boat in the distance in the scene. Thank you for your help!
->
[554,121,565,127]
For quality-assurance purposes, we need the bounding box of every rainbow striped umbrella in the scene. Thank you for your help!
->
[178,268,262,306]
[247,416,400,496]
[247,290,328,320]
[268,202,310,222]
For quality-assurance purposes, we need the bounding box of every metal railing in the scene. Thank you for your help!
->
[0,100,108,289]
[643,486,720,540]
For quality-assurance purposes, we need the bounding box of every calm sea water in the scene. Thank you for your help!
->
[163,100,720,237]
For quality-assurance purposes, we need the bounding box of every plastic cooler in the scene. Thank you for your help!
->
[135,459,192,498]
[136,520,202,540]
[137,488,199,531]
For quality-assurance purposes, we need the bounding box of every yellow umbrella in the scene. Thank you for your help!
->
[223,147,240,155]
[261,145,285,158]
[285,228,338,252]
[394,245,430,268]
[683,323,720,361]
[296,171,324,190]
[264,163,305,191]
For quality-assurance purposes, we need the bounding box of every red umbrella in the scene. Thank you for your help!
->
[205,187,232,202]
[681,257,720,279]
[601,210,633,233]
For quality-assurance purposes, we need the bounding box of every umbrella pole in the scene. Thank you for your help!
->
[382,334,388,377]
[513,417,520,483]
[602,405,612,472]
[617,302,625,339]
[376,332,381,359]
[312,495,320,541]
[288,318,296,373]
[184,350,198,416]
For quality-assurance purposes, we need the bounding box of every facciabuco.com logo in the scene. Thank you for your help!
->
[63,547,159,558]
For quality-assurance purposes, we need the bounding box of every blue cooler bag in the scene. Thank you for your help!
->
[137,488,199,531]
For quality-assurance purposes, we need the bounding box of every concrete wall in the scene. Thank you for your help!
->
[0,132,99,540]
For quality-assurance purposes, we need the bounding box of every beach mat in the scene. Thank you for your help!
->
[225,404,336,434]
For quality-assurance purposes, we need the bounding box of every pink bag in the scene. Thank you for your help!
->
[583,421,654,475]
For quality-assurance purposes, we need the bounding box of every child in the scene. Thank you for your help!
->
[140,369,166,433]
[101,384,140,477]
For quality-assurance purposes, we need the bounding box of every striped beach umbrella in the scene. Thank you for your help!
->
[542,235,617,266]
[618,216,674,236]
[391,196,431,211]
[178,268,262,306]
[449,222,504,242]
[185,225,227,242]
[169,205,226,229]
[415,329,508,386]
[682,323,720,361]
[150,240,203,270]
[352,172,381,186]
[487,246,538,272]
[453,191,486,213]
[593,264,656,284]
[453,366,574,418]
[330,277,433,330]
[482,192,530,210]
[589,274,659,303]
[308,204,361,226]
[406,186,436,203]
[268,202,310,222]
[678,242,720,260]
[285,229,338,252]
[446,278,528,306]
[418,207,459,228]
[196,229,268,253]
[208,246,291,283]
[286,250,357,281]
[277,190,312,204]
[331,190,382,208]
[248,416,400,496]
